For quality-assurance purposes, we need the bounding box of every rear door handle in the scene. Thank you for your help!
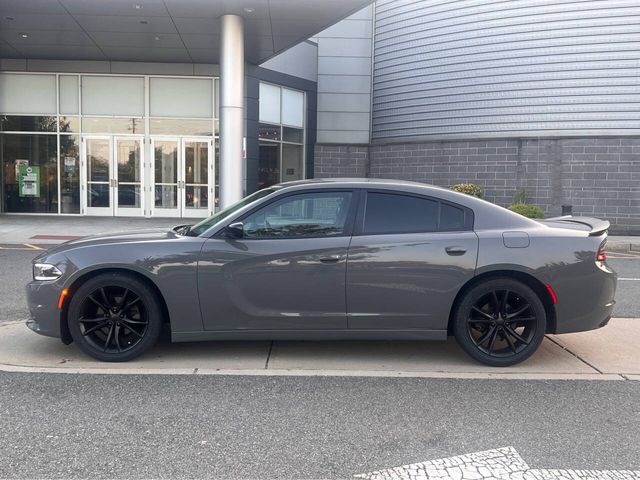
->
[319,254,343,263]
[445,246,467,256]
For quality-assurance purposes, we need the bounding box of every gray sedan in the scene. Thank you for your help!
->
[26,179,617,366]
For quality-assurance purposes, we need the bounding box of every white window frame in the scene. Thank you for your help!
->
[0,71,219,217]
[258,81,307,184]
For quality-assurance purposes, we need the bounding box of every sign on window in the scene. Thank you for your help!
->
[19,164,40,197]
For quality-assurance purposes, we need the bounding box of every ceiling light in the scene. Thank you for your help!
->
[134,4,143,9]
[243,7,255,13]
[154,36,160,41]
[20,33,28,38]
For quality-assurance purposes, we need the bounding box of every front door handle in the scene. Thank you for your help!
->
[445,246,467,256]
[319,254,343,263]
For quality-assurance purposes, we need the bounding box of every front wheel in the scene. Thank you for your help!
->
[453,278,547,367]
[67,272,163,362]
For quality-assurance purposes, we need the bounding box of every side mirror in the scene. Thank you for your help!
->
[225,221,244,238]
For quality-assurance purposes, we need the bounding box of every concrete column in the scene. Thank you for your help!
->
[219,14,245,208]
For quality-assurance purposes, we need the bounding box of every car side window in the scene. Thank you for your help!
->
[439,203,466,231]
[242,191,353,238]
[364,192,438,234]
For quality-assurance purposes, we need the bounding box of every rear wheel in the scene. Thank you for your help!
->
[453,278,546,367]
[67,272,163,362]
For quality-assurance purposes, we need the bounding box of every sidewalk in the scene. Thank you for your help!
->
[1,214,637,251]
[0,215,201,245]
[0,318,638,380]
[608,235,640,253]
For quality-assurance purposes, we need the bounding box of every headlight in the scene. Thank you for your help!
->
[33,263,63,281]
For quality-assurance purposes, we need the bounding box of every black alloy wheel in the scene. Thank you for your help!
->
[67,273,163,362]
[453,278,546,367]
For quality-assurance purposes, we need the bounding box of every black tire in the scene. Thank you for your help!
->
[453,278,546,367]
[67,272,163,362]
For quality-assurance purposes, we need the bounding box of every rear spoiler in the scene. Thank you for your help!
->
[541,216,610,236]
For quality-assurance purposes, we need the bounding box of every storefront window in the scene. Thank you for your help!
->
[283,127,303,143]
[82,117,145,135]
[282,144,304,183]
[59,116,80,133]
[259,124,281,141]
[258,83,306,189]
[0,72,219,216]
[258,142,280,190]
[214,138,220,209]
[60,135,80,213]
[0,116,57,132]
[150,119,213,136]
[1,134,58,213]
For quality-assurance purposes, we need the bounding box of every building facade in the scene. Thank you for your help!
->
[0,0,366,218]
[1,0,639,234]
[0,66,313,217]
[314,0,640,234]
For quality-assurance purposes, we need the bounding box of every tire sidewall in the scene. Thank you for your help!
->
[67,273,162,362]
[453,278,547,367]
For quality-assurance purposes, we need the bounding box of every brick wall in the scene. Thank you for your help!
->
[314,145,370,178]
[314,138,640,235]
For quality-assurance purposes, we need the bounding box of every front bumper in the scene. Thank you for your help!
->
[25,281,63,339]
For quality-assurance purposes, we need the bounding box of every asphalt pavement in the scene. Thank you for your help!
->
[0,372,638,478]
[1,242,639,479]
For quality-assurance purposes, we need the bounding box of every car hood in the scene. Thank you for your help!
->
[40,228,182,257]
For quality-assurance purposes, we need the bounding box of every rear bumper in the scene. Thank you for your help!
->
[25,281,62,339]
[552,265,617,334]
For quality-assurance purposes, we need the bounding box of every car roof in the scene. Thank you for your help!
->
[277,177,437,188]
[275,177,455,195]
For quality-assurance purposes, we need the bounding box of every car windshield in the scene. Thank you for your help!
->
[186,188,278,237]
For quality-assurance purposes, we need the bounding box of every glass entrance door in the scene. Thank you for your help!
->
[182,139,211,218]
[82,136,144,216]
[152,138,180,218]
[84,136,112,216]
[114,137,144,217]
[151,137,212,218]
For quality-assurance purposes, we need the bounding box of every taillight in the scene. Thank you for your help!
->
[596,239,607,263]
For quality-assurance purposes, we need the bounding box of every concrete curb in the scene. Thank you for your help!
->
[608,241,640,254]
[0,363,630,381]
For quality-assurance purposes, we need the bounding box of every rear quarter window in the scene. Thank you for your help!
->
[439,203,466,231]
[362,191,472,234]
[364,192,438,234]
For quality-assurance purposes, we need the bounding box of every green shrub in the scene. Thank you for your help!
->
[512,188,529,205]
[451,183,483,199]
[508,203,544,219]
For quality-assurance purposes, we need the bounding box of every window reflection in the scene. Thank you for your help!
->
[258,142,280,189]
[150,119,213,136]
[82,117,145,134]
[243,192,352,238]
[0,115,57,132]
[154,140,178,209]
[1,134,58,213]
[60,135,80,213]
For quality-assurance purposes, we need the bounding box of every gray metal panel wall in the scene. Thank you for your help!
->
[260,41,318,83]
[316,5,374,144]
[372,0,640,141]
